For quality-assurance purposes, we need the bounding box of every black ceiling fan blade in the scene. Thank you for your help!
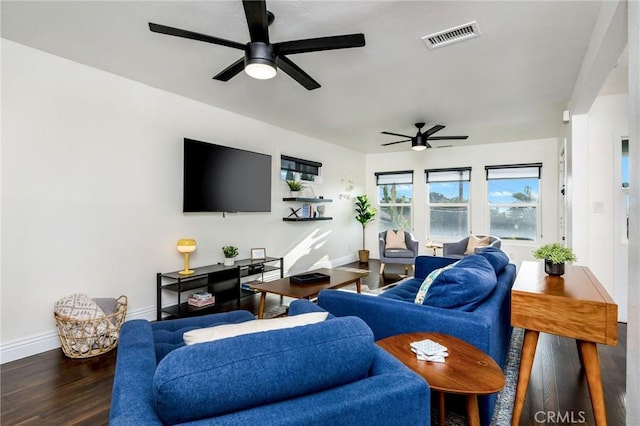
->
[422,124,446,137]
[381,131,412,139]
[276,55,321,90]
[381,140,411,146]
[148,23,245,50]
[275,34,365,55]
[213,57,245,81]
[242,0,269,43]
[426,136,469,140]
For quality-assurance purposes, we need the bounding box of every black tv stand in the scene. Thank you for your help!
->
[156,256,283,320]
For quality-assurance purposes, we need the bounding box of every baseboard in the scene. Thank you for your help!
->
[0,305,156,364]
[0,255,362,364]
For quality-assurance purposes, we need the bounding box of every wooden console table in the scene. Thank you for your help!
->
[511,261,618,425]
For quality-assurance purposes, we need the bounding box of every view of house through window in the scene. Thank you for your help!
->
[376,171,413,232]
[426,168,470,239]
[486,164,541,241]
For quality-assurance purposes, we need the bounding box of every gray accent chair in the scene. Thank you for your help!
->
[378,230,419,275]
[442,234,502,259]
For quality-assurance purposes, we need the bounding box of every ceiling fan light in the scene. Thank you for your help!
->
[245,42,277,80]
[412,136,428,151]
[412,145,427,151]
[245,61,277,79]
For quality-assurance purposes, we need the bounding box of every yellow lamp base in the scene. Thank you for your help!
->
[178,269,195,275]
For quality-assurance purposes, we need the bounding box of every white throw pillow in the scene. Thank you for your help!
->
[465,235,490,254]
[385,230,408,249]
[183,312,329,345]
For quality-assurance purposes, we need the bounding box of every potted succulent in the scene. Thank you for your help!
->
[222,245,239,266]
[286,180,305,197]
[532,243,577,276]
[354,195,377,263]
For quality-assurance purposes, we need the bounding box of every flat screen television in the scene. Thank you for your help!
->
[183,138,272,213]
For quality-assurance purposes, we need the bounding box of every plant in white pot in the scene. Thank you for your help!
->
[532,243,577,276]
[222,245,239,266]
[286,180,305,197]
[354,195,377,263]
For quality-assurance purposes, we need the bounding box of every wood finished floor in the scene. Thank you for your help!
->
[0,260,627,425]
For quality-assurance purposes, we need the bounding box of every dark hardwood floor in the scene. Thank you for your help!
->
[1,261,626,425]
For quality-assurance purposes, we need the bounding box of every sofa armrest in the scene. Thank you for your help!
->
[405,234,419,256]
[109,320,164,425]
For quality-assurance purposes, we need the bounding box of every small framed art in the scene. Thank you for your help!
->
[251,248,266,260]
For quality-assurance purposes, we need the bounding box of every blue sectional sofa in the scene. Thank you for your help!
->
[317,248,516,426]
[109,299,431,426]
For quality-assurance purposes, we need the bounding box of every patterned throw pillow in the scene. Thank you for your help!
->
[54,293,106,320]
[385,230,408,249]
[414,261,459,304]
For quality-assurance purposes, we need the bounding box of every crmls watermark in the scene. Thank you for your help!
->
[534,411,587,424]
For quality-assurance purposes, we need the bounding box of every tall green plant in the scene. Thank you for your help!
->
[355,195,377,250]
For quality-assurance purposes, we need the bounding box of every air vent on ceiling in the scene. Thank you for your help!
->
[422,21,481,49]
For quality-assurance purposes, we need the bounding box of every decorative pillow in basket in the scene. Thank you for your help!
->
[54,294,127,359]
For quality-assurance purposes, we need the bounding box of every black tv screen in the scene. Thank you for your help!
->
[183,138,272,212]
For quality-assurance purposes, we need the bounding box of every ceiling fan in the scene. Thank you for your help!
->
[148,0,365,90]
[381,122,469,151]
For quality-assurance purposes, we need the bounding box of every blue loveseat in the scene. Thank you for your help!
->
[109,299,430,425]
[317,248,516,426]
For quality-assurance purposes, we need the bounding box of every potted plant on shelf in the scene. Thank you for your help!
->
[286,180,305,197]
[222,245,239,266]
[532,243,577,276]
[354,195,377,263]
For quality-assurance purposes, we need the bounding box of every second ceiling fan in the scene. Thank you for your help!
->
[381,122,469,151]
[149,0,365,90]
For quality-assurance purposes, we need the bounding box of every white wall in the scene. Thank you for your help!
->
[365,138,560,269]
[587,93,629,320]
[0,40,366,362]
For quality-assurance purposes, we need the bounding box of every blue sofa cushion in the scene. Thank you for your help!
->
[424,255,497,311]
[476,246,510,275]
[414,260,459,304]
[152,316,375,425]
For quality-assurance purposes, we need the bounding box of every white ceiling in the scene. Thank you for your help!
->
[1,1,623,154]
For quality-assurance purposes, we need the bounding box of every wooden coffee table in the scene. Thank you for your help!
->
[248,268,366,318]
[377,332,505,426]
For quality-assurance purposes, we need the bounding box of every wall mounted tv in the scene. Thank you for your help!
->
[183,138,272,213]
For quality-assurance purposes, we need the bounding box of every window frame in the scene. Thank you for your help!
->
[425,167,471,240]
[485,163,542,242]
[375,171,414,232]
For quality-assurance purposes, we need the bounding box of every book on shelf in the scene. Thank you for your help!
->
[241,280,262,292]
[191,291,212,300]
[188,295,215,307]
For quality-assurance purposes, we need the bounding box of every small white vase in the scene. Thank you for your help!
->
[223,257,234,266]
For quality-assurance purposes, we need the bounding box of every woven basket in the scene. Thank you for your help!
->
[54,295,127,359]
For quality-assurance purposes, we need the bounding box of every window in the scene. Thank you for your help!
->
[486,164,541,241]
[280,155,322,183]
[622,138,629,240]
[376,171,413,231]
[426,168,471,239]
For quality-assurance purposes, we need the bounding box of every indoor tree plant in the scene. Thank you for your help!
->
[222,245,239,266]
[354,195,377,263]
[533,243,577,276]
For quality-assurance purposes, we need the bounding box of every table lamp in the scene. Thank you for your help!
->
[177,238,196,275]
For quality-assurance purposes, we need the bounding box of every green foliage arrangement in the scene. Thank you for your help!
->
[532,243,577,264]
[286,180,305,191]
[222,245,239,258]
[354,195,377,250]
